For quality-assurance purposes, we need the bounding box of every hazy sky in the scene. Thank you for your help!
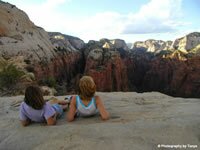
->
[4,0,200,43]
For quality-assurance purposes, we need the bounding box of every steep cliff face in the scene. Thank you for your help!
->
[128,32,200,97]
[132,40,173,52]
[171,32,200,52]
[46,32,85,86]
[82,37,200,97]
[141,56,200,97]
[0,2,55,62]
[48,32,85,50]
[83,40,128,91]
[0,1,200,97]
[0,2,84,94]
[110,39,129,51]
[125,49,153,91]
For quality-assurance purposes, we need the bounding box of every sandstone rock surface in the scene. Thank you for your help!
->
[171,32,200,52]
[132,40,173,52]
[0,92,199,150]
[48,32,85,50]
[0,2,84,94]
[0,1,55,62]
[83,40,128,92]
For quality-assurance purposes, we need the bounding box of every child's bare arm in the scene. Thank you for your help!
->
[48,97,68,105]
[96,96,109,120]
[46,112,58,125]
[67,96,76,122]
[57,100,69,105]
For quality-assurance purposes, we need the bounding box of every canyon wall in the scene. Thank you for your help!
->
[0,1,200,97]
[0,1,84,94]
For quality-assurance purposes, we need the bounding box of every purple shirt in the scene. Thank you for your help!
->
[19,102,56,122]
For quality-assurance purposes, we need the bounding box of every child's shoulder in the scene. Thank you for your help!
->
[20,101,25,105]
[43,102,53,108]
[94,95,102,102]
[70,95,77,104]
[94,95,100,99]
[20,101,26,108]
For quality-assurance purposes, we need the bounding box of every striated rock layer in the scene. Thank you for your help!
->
[0,1,200,97]
[83,39,129,92]
[0,2,55,62]
[132,39,173,52]
[171,32,200,52]
[82,34,200,97]
[141,56,200,97]
[0,1,84,94]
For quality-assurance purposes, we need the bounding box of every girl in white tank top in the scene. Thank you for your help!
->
[75,95,98,117]
[67,76,110,121]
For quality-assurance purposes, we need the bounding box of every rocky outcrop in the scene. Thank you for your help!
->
[0,2,55,62]
[0,1,200,97]
[140,56,200,97]
[125,49,153,91]
[83,40,128,91]
[127,33,200,97]
[0,2,84,95]
[48,32,85,50]
[171,32,200,52]
[110,39,129,51]
[1,92,200,150]
[26,32,85,93]
[46,32,85,85]
[128,46,200,97]
[132,40,173,52]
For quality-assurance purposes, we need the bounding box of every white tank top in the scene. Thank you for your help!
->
[76,95,97,117]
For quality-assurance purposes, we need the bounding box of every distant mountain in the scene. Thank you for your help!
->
[131,40,173,52]
[48,32,85,50]
[130,32,200,57]
[171,32,200,54]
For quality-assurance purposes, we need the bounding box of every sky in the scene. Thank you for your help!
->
[4,0,200,43]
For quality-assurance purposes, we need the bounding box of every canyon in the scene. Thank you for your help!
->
[0,1,200,97]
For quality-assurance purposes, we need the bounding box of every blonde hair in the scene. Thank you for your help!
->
[79,76,96,100]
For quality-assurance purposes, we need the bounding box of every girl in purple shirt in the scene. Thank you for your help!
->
[19,85,68,126]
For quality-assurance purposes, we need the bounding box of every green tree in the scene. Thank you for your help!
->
[39,77,56,88]
[0,64,24,89]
